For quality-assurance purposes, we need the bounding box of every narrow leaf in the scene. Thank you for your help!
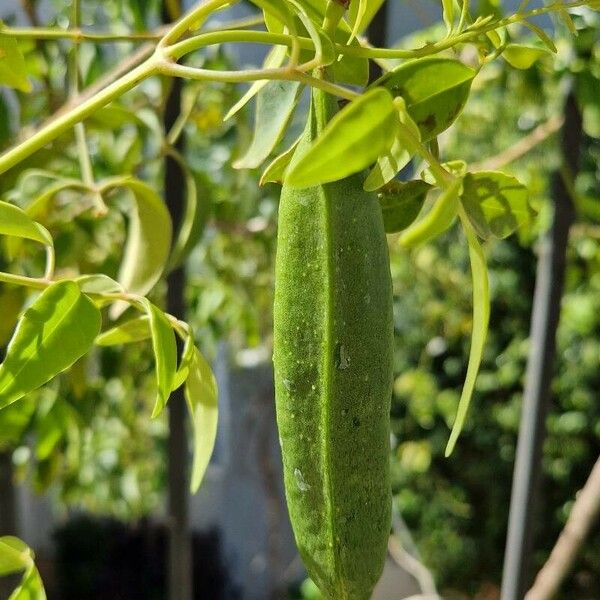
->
[260,135,301,185]
[502,44,551,70]
[9,565,46,600]
[442,0,455,32]
[348,0,386,38]
[169,161,210,270]
[0,537,32,576]
[286,88,398,188]
[399,179,462,247]
[172,334,195,392]
[186,347,218,493]
[0,282,101,411]
[233,80,302,170]
[520,20,557,53]
[75,274,123,294]
[143,301,177,418]
[0,201,52,246]
[364,99,420,191]
[95,316,151,346]
[224,45,287,121]
[105,178,172,319]
[445,220,490,456]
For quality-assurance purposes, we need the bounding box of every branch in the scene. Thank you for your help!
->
[471,115,564,172]
[525,455,600,600]
[0,25,163,42]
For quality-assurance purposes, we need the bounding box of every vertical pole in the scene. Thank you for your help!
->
[164,75,193,600]
[500,91,582,600]
[162,2,192,594]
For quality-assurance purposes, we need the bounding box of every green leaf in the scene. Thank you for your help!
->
[286,88,398,188]
[0,32,32,92]
[0,537,32,576]
[378,180,432,233]
[9,566,46,600]
[502,44,551,70]
[520,20,557,53]
[260,135,301,185]
[104,178,172,319]
[364,136,412,192]
[374,57,476,141]
[460,171,534,240]
[0,281,101,411]
[96,316,151,346]
[27,181,89,221]
[348,0,386,37]
[445,219,490,456]
[186,347,218,493]
[399,179,462,247]
[168,162,211,270]
[172,334,195,392]
[224,45,287,121]
[421,159,467,184]
[0,201,52,246]
[251,0,297,37]
[143,301,177,418]
[364,99,421,191]
[75,274,124,294]
[442,0,455,31]
[233,80,303,170]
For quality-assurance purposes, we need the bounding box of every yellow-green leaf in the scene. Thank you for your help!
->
[103,178,172,319]
[96,316,151,346]
[503,44,551,70]
[378,180,432,233]
[186,347,218,493]
[445,219,490,456]
[286,88,398,188]
[399,179,462,247]
[374,57,476,141]
[0,282,101,411]
[0,201,52,246]
[460,171,535,239]
[143,301,177,418]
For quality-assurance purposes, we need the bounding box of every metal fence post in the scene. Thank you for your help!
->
[500,90,583,600]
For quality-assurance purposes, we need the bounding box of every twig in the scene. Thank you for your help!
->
[471,114,564,172]
[525,455,600,600]
[388,511,441,599]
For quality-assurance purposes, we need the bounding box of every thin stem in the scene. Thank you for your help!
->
[160,0,236,46]
[70,1,92,185]
[0,272,50,290]
[157,60,358,101]
[167,0,593,63]
[0,25,163,42]
[398,121,455,188]
[0,57,159,175]
[44,246,55,280]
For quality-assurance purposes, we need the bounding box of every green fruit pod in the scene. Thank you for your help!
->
[273,87,394,600]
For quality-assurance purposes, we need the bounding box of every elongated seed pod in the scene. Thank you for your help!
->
[273,87,394,599]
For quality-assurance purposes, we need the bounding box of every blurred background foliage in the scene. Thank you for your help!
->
[0,0,598,598]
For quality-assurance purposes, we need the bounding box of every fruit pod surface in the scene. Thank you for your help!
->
[273,87,394,599]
